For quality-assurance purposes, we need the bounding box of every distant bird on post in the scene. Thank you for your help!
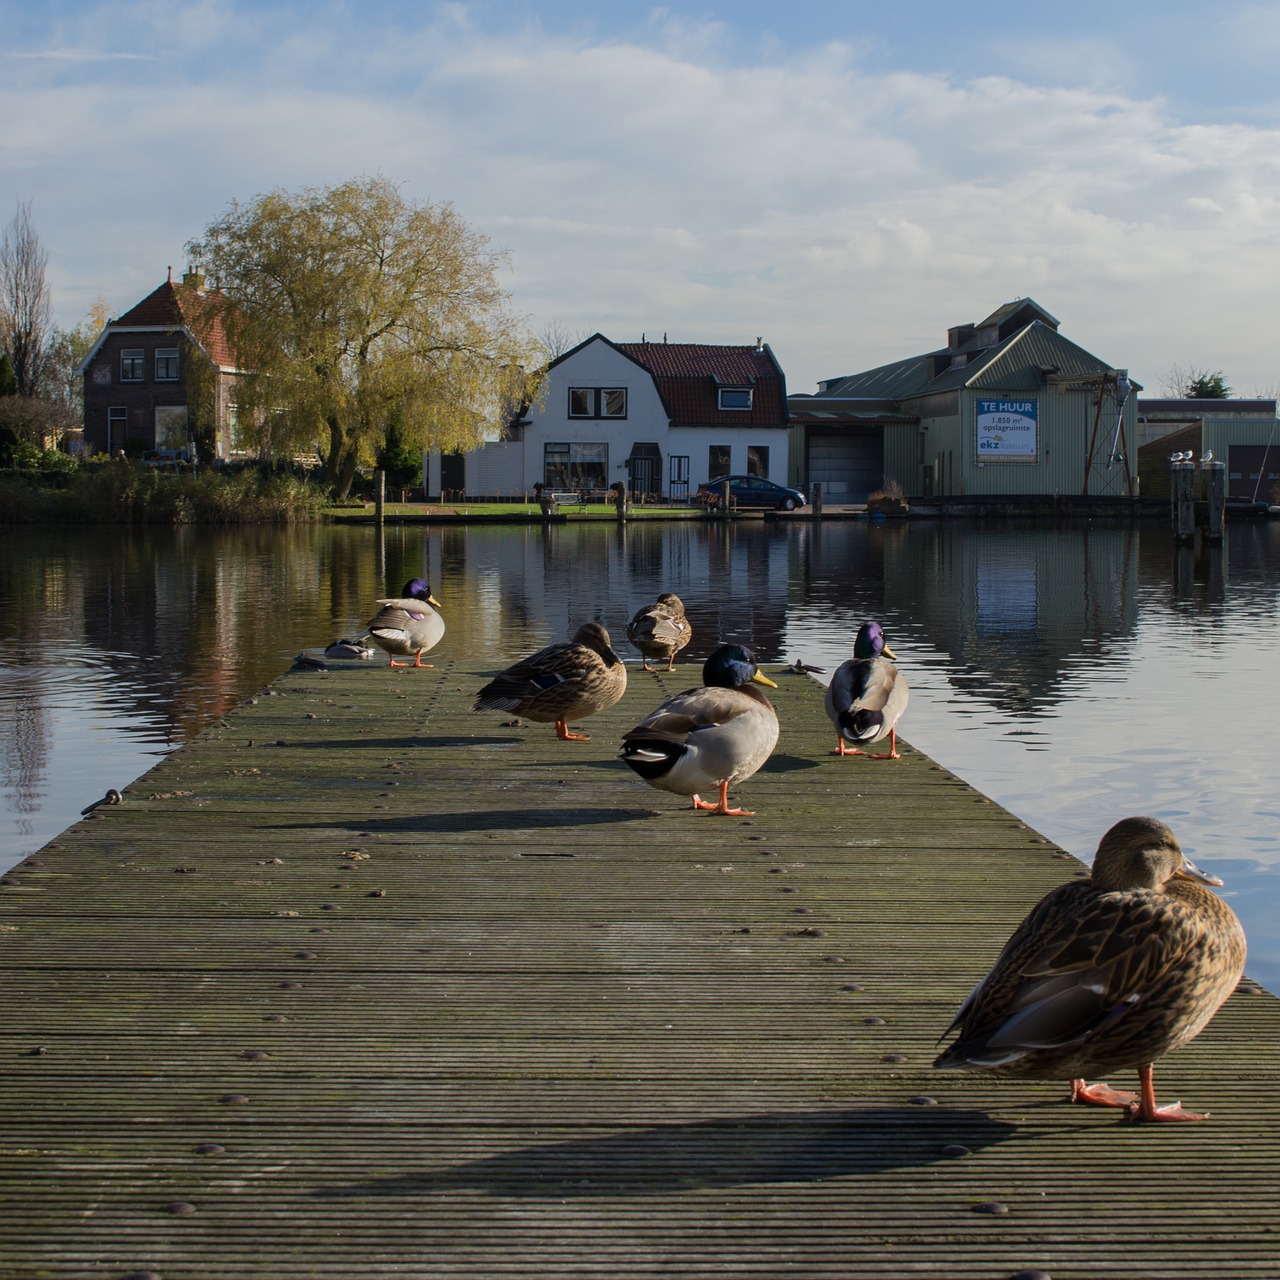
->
[626,592,692,671]
[824,622,908,759]
[934,815,1246,1123]
[366,578,445,668]
[474,622,627,741]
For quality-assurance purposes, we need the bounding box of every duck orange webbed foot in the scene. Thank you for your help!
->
[832,740,867,757]
[692,782,754,817]
[1070,1078,1137,1109]
[554,719,590,741]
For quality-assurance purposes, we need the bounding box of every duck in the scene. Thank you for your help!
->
[619,643,779,816]
[324,636,377,661]
[626,592,692,671]
[473,621,627,741]
[824,621,908,758]
[933,815,1247,1123]
[365,578,445,668]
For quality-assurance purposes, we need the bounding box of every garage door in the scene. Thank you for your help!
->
[1227,445,1280,503]
[807,428,885,502]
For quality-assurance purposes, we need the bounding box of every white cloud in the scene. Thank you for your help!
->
[3,3,1280,394]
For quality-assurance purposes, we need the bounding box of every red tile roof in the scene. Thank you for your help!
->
[615,341,787,426]
[114,278,236,369]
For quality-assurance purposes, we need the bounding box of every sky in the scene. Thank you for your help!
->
[4,0,1280,396]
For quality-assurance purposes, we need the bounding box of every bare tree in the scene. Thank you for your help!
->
[0,200,53,397]
[536,318,588,362]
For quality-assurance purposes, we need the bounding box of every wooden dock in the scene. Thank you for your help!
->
[3,659,1279,1280]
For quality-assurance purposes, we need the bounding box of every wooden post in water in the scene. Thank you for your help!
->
[375,468,386,526]
[1172,459,1195,543]
[1204,459,1226,542]
[811,481,823,519]
[720,478,730,518]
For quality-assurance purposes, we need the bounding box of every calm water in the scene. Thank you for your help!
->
[3,519,1279,990]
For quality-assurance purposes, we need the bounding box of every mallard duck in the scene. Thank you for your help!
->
[473,621,627,741]
[824,621,908,758]
[324,636,377,661]
[366,578,445,668]
[626,592,692,671]
[619,643,779,816]
[934,815,1247,1123]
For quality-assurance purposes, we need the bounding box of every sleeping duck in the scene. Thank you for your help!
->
[824,621,908,759]
[626,593,693,671]
[619,643,779,816]
[934,815,1247,1123]
[473,621,627,741]
[366,578,445,668]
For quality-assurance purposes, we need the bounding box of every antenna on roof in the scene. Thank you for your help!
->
[755,336,764,352]
[663,332,667,343]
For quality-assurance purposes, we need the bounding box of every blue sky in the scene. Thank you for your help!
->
[5,0,1280,394]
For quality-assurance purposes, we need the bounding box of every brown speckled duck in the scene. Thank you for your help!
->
[626,593,692,671]
[934,815,1247,1122]
[473,622,627,741]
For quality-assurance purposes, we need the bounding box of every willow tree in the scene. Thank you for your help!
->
[186,176,539,496]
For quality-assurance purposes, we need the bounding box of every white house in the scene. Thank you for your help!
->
[425,333,790,501]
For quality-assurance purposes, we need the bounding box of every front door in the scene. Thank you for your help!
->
[629,455,661,499]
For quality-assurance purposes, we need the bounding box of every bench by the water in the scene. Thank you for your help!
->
[2,662,1278,1279]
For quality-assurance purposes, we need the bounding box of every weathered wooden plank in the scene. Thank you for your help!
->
[1,663,1278,1280]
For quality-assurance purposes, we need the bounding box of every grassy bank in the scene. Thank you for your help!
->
[0,464,328,523]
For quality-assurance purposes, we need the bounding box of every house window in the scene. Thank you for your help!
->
[155,348,179,381]
[718,387,752,411]
[120,349,144,381]
[568,388,627,419]
[545,441,608,488]
[107,406,127,454]
[747,445,769,478]
[709,445,731,478]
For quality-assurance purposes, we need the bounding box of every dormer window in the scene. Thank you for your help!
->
[569,387,627,419]
[718,387,752,411]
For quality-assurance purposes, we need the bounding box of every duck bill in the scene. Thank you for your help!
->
[428,593,442,607]
[882,645,898,660]
[751,671,779,689]
[1175,857,1224,888]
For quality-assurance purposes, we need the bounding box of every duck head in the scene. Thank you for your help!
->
[853,622,896,661]
[572,622,622,665]
[702,644,778,691]
[1091,815,1224,892]
[402,578,442,607]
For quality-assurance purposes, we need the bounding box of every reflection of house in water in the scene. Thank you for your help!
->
[458,522,802,664]
[880,524,1142,716]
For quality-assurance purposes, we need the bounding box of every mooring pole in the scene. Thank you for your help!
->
[1171,459,1195,543]
[1204,459,1226,542]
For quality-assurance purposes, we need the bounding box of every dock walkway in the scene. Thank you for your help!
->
[3,660,1279,1279]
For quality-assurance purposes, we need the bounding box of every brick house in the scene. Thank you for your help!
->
[78,270,242,461]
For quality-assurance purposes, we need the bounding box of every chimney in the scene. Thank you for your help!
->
[754,336,765,353]
[183,269,206,293]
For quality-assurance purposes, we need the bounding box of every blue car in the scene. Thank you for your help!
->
[696,475,807,511]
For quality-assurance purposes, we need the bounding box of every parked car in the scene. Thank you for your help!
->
[696,475,807,511]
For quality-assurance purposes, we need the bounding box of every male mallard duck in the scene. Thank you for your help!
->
[366,578,445,668]
[619,643,779,816]
[324,636,377,661]
[934,815,1247,1123]
[824,621,908,758]
[473,621,627,741]
[626,592,693,671]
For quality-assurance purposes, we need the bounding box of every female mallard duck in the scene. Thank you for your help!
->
[473,621,627,741]
[619,643,779,816]
[366,578,445,668]
[824,621,908,759]
[626,592,693,672]
[934,815,1247,1123]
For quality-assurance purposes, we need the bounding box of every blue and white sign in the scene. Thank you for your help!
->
[976,399,1037,459]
